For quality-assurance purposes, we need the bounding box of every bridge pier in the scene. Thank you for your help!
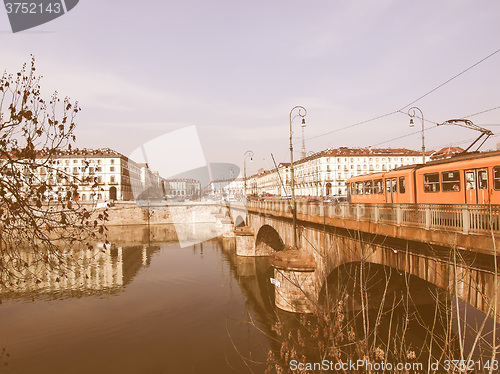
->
[269,250,317,313]
[214,212,233,236]
[234,227,256,256]
[222,231,236,251]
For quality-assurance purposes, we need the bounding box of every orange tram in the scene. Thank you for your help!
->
[347,151,500,205]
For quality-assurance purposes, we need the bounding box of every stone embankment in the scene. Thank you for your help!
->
[103,201,220,226]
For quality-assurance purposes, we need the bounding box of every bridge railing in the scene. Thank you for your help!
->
[247,200,500,235]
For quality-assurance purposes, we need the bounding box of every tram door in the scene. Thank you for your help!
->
[465,169,488,204]
[385,178,397,203]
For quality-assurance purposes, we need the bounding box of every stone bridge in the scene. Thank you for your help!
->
[222,201,500,322]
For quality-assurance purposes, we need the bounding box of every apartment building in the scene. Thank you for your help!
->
[247,147,429,197]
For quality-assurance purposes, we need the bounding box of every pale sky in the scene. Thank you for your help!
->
[1,0,499,176]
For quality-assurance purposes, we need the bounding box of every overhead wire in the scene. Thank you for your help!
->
[398,47,500,111]
[304,110,399,142]
[433,133,500,151]
[299,47,500,147]
[464,105,500,118]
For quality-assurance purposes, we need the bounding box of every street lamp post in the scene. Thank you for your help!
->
[408,107,426,164]
[290,106,307,249]
[243,150,253,225]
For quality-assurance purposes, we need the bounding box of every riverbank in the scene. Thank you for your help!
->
[101,201,221,226]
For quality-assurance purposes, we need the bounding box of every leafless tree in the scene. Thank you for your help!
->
[0,56,107,289]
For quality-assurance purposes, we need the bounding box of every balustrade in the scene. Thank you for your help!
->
[245,200,500,235]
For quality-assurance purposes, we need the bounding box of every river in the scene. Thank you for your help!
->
[0,229,275,374]
[1,223,498,374]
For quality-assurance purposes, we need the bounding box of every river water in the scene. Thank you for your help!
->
[1,224,498,374]
[0,228,276,374]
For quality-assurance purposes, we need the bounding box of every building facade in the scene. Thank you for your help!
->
[22,148,165,202]
[246,147,430,197]
[205,178,244,200]
[164,178,201,199]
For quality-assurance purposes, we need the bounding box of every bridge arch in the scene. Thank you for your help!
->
[319,261,445,312]
[234,215,245,227]
[316,261,455,360]
[255,224,285,256]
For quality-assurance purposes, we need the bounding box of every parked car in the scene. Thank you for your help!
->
[306,197,322,203]
[324,196,348,203]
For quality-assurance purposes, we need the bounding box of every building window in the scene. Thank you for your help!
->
[110,176,115,183]
[111,159,115,164]
[110,166,115,172]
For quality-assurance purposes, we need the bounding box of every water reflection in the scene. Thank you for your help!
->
[0,227,275,374]
[1,225,498,374]
[0,244,162,300]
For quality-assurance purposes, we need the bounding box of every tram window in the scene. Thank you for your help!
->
[351,182,356,195]
[424,173,440,192]
[466,171,475,190]
[385,179,391,193]
[494,167,500,190]
[441,170,460,192]
[391,178,397,193]
[355,182,364,195]
[478,170,488,190]
[399,176,406,194]
[374,179,383,194]
[364,180,372,195]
